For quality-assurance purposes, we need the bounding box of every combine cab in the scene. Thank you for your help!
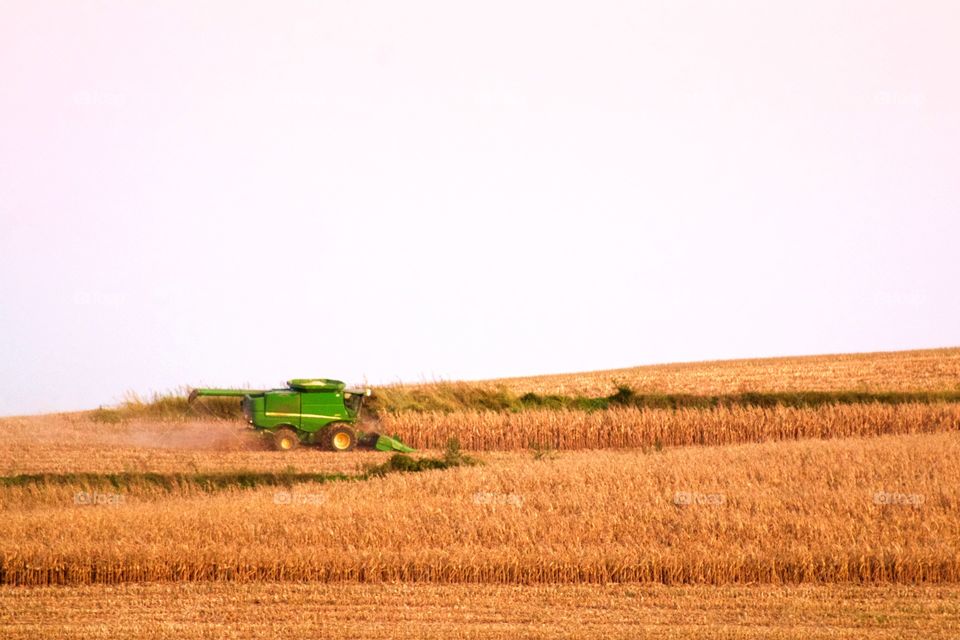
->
[189,379,413,453]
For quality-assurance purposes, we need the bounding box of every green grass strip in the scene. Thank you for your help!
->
[0,471,352,491]
[383,388,960,414]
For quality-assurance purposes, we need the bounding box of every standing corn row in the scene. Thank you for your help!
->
[380,403,960,450]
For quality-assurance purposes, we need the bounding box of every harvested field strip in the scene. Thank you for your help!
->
[0,443,390,476]
[0,448,478,492]
[380,402,960,450]
[5,582,959,640]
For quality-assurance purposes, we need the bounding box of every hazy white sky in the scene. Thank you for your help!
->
[1,1,958,415]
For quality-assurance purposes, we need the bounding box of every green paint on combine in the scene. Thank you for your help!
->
[189,379,414,453]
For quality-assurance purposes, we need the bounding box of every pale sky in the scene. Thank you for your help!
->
[1,1,958,415]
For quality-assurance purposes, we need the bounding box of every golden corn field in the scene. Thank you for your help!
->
[2,432,958,586]
[380,402,960,450]
[3,348,960,638]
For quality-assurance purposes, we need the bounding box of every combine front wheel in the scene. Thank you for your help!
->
[327,425,357,452]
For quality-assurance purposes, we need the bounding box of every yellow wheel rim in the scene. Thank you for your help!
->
[280,437,292,450]
[333,432,351,450]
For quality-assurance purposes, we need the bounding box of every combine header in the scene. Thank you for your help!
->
[189,379,413,453]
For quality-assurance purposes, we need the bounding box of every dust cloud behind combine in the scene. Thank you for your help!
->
[15,414,264,452]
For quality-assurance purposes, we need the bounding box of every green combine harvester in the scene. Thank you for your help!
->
[189,379,413,453]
